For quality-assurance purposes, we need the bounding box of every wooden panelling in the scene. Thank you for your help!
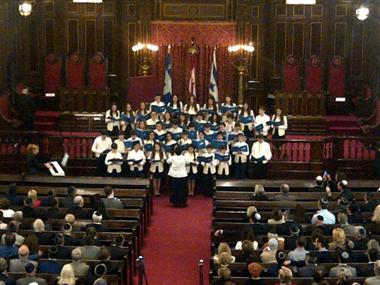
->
[334,22,347,57]
[310,22,322,57]
[103,20,114,72]
[85,20,96,56]
[45,19,55,54]
[273,22,287,77]
[311,5,323,17]
[292,22,304,59]
[162,3,226,20]
[67,19,79,53]
[351,23,364,77]
[250,24,259,80]
[29,18,39,71]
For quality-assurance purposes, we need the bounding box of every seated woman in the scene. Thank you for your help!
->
[213,242,235,266]
[274,266,296,285]
[251,184,268,200]
[328,228,347,250]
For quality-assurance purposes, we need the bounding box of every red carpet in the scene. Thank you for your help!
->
[142,194,212,285]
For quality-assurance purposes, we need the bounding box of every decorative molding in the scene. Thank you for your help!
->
[162,3,226,20]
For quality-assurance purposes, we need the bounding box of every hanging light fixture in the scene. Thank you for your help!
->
[356,6,370,21]
[286,0,316,4]
[19,1,35,17]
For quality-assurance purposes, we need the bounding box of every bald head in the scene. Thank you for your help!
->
[280,184,289,194]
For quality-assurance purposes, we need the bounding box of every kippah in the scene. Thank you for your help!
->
[341,251,350,259]
[277,251,286,260]
[63,223,72,231]
[316,176,323,182]
[95,263,107,276]
[25,262,35,273]
[340,197,349,205]
[254,212,261,221]
[341,180,348,186]
[317,215,324,221]
[320,197,329,205]
[48,246,58,255]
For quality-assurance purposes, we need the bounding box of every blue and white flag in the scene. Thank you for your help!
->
[209,48,219,102]
[163,47,172,104]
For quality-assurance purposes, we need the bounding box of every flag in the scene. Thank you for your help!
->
[163,48,172,104]
[209,48,219,102]
[189,54,196,97]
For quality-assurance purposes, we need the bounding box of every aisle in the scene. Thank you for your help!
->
[142,194,212,285]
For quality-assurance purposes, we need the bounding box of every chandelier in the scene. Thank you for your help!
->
[19,1,35,17]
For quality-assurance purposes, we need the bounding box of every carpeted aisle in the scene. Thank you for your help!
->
[142,194,212,285]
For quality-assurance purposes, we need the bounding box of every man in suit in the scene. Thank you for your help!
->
[297,253,317,277]
[329,250,357,277]
[16,263,46,285]
[60,185,77,209]
[314,236,337,263]
[284,224,301,250]
[54,234,71,259]
[85,212,107,232]
[360,192,378,213]
[108,235,129,260]
[69,195,90,219]
[62,223,80,246]
[102,186,123,209]
[358,249,379,277]
[42,198,64,220]
[9,245,38,273]
[37,246,61,274]
[364,260,380,284]
[338,212,356,237]
[273,184,296,201]
[68,247,89,276]
[0,233,18,259]
[22,198,38,218]
[0,257,15,285]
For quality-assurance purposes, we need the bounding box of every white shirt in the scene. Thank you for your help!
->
[146,118,159,128]
[239,110,255,130]
[125,137,142,150]
[184,104,200,115]
[250,141,272,164]
[201,152,217,174]
[114,139,127,154]
[254,114,271,136]
[105,151,123,173]
[235,240,258,251]
[148,152,167,173]
[105,110,120,131]
[311,209,336,225]
[91,136,112,158]
[232,141,250,163]
[168,126,183,135]
[184,151,198,174]
[127,149,146,171]
[167,155,190,178]
[0,209,15,218]
[149,101,166,112]
[271,115,288,137]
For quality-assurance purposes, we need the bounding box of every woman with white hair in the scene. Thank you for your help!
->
[57,264,77,285]
[32,219,45,232]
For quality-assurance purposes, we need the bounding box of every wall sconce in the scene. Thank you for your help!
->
[19,1,35,17]
[228,43,255,104]
[356,6,370,21]
[131,42,159,76]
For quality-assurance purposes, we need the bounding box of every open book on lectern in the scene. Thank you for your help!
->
[48,153,69,176]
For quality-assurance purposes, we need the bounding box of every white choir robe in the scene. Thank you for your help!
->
[124,137,143,151]
[201,104,219,120]
[184,104,200,116]
[127,149,146,171]
[114,139,127,154]
[239,110,255,131]
[178,138,193,148]
[148,152,166,173]
[91,136,112,158]
[184,152,198,174]
[164,140,177,157]
[149,101,166,112]
[120,111,135,130]
[225,121,235,133]
[250,141,272,164]
[231,141,250,163]
[105,151,123,174]
[254,114,271,136]
[168,127,183,135]
[146,118,159,128]
[271,115,288,137]
[201,153,217,175]
[105,110,121,132]
[215,152,232,176]
[167,102,183,113]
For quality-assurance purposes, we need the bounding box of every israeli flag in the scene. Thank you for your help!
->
[209,48,219,102]
[163,48,172,104]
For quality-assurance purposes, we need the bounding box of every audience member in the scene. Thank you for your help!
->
[245,262,263,285]
[68,247,89,276]
[9,245,37,273]
[275,266,295,285]
[102,186,123,209]
[57,264,76,285]
[328,228,347,250]
[360,192,377,213]
[61,186,77,208]
[107,235,129,260]
[371,204,380,224]
[85,212,107,232]
[27,190,42,208]
[7,184,22,206]
[260,238,278,264]
[287,236,309,262]
[251,184,268,201]
[213,266,231,285]
[297,253,317,277]
[37,246,61,274]
[0,257,16,285]
[69,196,89,219]
[338,213,356,237]
[0,199,15,218]
[336,267,353,285]
[329,250,357,277]
[79,227,101,260]
[364,260,380,284]
[15,262,46,285]
[311,198,336,225]
[0,213,7,231]
[273,184,296,201]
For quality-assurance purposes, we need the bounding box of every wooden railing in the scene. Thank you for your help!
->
[0,131,49,154]
[275,91,326,116]
[59,88,111,112]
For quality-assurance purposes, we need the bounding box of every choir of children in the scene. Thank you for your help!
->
[93,94,286,196]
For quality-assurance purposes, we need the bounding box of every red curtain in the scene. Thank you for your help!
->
[150,21,236,104]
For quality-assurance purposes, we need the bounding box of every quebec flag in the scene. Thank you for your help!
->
[163,49,172,104]
[209,48,219,102]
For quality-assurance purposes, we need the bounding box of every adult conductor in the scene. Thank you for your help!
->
[167,147,190,208]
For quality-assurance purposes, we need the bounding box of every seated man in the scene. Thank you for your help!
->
[69,195,90,219]
[329,250,357,277]
[273,184,296,201]
[108,235,129,260]
[102,186,123,209]
[16,262,46,285]
[287,237,309,263]
[68,247,89,277]
[311,197,336,225]
[0,257,16,285]
[85,212,107,232]
[364,260,380,285]
[9,245,37,273]
[37,246,61,274]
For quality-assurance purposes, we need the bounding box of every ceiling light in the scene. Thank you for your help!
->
[356,6,370,21]
[286,0,316,4]
[19,1,34,17]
